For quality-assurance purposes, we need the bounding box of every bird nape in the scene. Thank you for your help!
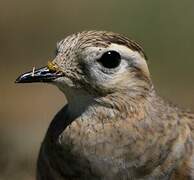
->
[16,30,194,180]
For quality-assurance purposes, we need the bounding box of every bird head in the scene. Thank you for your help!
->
[16,31,152,103]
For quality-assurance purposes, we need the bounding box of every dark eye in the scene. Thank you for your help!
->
[97,51,121,69]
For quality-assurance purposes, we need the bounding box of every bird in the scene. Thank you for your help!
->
[15,30,194,180]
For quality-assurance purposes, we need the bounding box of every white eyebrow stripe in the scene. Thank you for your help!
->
[108,43,139,56]
[108,43,150,77]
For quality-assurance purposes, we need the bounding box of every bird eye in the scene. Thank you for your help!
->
[97,51,121,69]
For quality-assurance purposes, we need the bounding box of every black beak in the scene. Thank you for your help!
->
[15,66,64,83]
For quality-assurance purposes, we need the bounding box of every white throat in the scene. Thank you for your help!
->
[58,85,96,119]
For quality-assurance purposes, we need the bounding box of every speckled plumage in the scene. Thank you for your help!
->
[18,31,194,180]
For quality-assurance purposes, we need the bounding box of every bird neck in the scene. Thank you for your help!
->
[66,94,96,120]
[64,87,155,126]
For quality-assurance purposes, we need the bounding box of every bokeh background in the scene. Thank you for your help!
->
[0,0,194,179]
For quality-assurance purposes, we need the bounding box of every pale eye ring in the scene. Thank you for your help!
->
[97,51,121,69]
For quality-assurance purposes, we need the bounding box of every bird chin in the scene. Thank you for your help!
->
[53,76,74,87]
[52,77,78,95]
[53,77,94,105]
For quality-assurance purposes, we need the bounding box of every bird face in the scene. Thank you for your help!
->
[16,31,151,99]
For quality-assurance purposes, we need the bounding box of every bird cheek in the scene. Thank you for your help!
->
[108,72,130,88]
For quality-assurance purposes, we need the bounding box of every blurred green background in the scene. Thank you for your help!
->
[0,0,194,179]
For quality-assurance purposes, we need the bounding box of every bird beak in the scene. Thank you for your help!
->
[15,66,64,83]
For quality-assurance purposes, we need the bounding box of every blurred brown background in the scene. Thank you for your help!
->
[0,0,194,179]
